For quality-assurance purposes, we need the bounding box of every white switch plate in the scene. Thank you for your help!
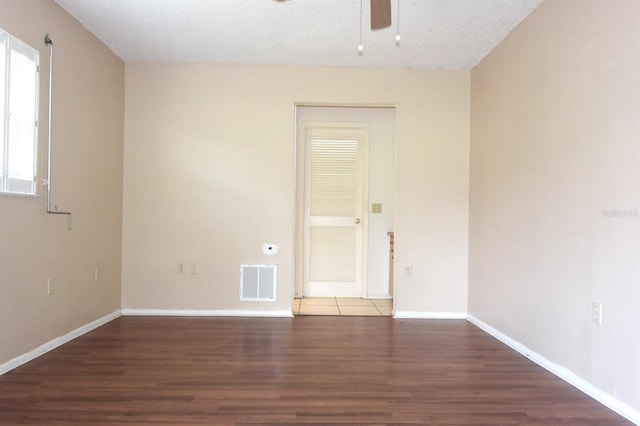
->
[592,301,602,326]
[404,265,413,278]
[262,244,278,255]
[177,261,185,274]
[47,277,54,295]
[190,262,199,274]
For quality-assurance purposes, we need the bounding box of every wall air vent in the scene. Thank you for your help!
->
[240,265,277,302]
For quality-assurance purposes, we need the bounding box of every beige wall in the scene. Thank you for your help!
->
[122,65,470,313]
[0,0,124,365]
[470,0,640,413]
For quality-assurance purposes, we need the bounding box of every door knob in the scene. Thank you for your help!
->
[355,218,361,224]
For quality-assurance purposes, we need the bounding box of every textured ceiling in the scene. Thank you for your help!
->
[52,0,542,70]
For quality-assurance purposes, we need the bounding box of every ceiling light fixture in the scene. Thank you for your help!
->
[358,0,402,56]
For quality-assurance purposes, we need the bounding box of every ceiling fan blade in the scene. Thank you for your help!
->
[370,0,392,30]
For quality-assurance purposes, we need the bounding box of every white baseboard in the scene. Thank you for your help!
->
[467,315,640,425]
[0,310,121,376]
[121,309,294,318]
[366,294,393,300]
[393,311,467,319]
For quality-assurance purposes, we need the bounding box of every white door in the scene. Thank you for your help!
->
[303,125,368,297]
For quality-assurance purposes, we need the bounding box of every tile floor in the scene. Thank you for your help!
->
[293,297,393,316]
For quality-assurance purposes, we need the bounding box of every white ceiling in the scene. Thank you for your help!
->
[52,0,543,70]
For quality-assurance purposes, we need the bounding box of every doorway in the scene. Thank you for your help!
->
[295,106,396,306]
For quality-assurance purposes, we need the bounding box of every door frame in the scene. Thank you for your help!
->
[295,121,369,299]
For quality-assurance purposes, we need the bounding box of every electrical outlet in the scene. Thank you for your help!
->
[404,265,413,278]
[190,262,199,274]
[592,301,602,326]
[47,277,55,295]
[177,261,185,274]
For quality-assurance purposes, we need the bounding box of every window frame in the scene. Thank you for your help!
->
[0,27,40,197]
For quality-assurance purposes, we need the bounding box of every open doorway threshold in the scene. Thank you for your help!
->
[294,297,392,316]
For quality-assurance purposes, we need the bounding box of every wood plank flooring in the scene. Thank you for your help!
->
[0,316,631,425]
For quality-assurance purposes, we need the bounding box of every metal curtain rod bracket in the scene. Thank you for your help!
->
[44,33,72,230]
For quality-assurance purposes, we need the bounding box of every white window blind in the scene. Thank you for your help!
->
[1,28,39,195]
[310,138,359,217]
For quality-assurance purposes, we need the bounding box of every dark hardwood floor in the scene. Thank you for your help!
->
[0,316,631,425]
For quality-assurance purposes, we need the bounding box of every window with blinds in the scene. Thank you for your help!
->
[0,28,39,196]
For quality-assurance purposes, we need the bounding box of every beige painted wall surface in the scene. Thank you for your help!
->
[0,1,124,365]
[470,0,640,414]
[122,65,469,313]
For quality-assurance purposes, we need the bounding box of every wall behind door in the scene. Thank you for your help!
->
[122,64,469,314]
[297,106,395,298]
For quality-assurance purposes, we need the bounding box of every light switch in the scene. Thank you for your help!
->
[372,203,383,214]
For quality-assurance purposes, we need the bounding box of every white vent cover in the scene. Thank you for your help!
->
[240,264,277,302]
